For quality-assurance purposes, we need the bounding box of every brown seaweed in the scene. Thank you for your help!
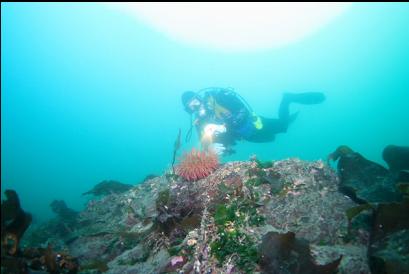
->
[172,128,182,174]
[1,189,32,256]
[259,231,342,274]
[369,199,409,274]
[329,146,402,204]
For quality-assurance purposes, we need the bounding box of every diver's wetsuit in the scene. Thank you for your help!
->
[245,93,306,143]
[194,88,324,148]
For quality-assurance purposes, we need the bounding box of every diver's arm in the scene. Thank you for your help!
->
[194,117,212,151]
[200,127,211,151]
[201,123,229,154]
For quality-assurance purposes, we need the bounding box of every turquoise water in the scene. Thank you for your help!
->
[2,3,408,222]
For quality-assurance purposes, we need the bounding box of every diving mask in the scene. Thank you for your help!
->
[188,98,201,111]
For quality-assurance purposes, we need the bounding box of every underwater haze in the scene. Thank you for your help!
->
[2,2,409,222]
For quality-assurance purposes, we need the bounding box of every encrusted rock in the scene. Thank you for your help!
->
[22,158,374,273]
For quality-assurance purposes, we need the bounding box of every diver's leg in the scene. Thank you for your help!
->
[277,95,299,132]
[246,93,325,143]
[244,117,287,143]
[278,92,325,123]
[278,94,291,121]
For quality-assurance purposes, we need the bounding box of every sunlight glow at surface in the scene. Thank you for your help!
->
[106,2,352,52]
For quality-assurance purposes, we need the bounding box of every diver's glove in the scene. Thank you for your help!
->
[213,124,226,136]
[209,143,226,156]
[204,124,227,137]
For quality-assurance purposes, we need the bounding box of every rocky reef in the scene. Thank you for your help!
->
[18,157,382,274]
[5,142,406,274]
[82,180,134,197]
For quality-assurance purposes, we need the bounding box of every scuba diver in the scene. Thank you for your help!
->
[181,87,326,156]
